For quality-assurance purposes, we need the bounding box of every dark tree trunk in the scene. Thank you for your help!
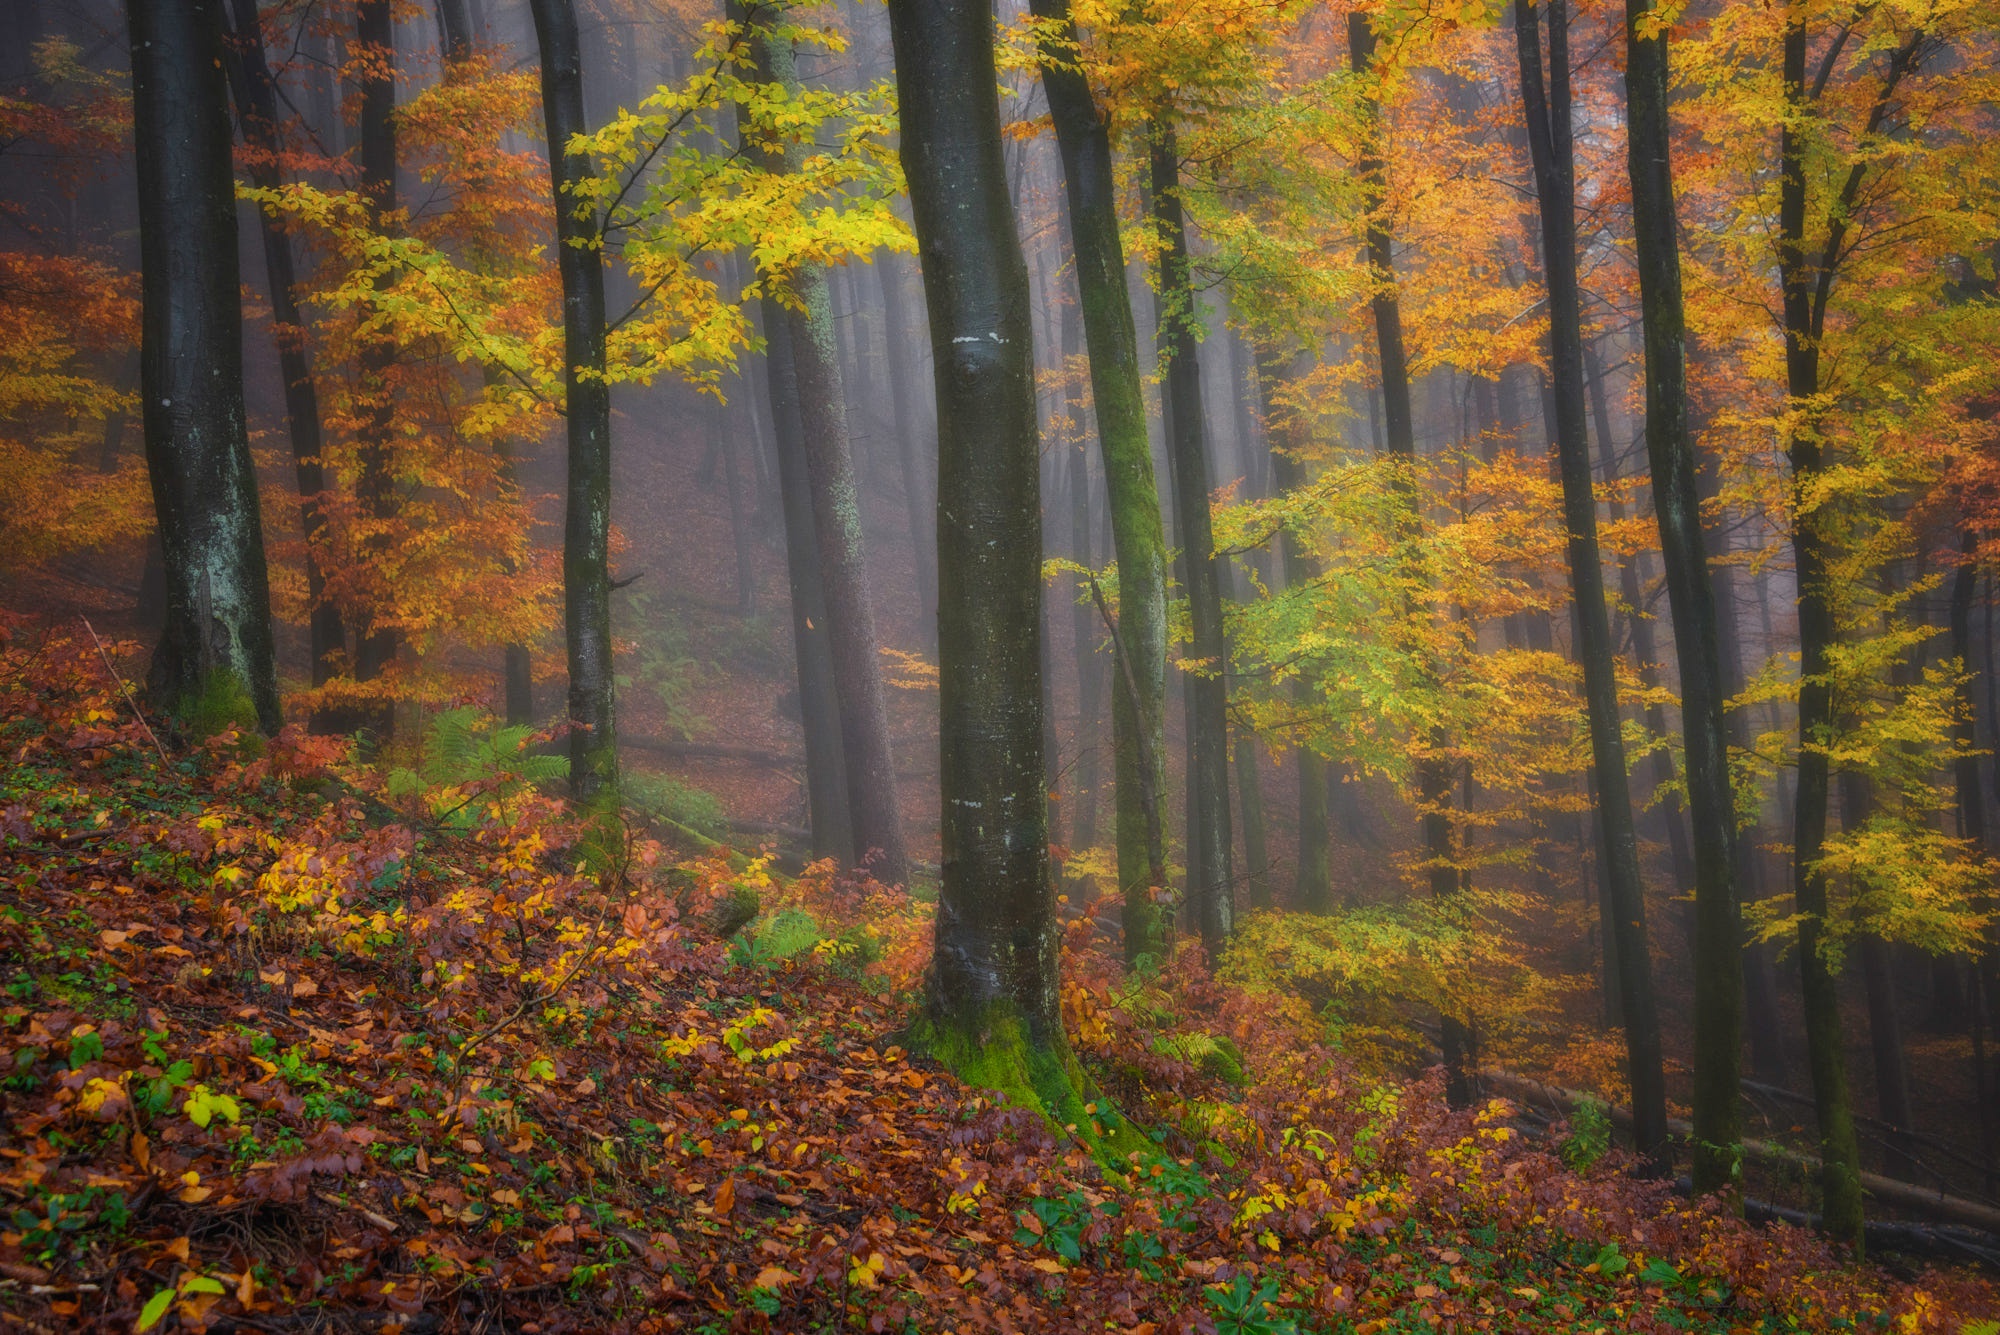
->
[879,253,938,650]
[221,0,347,713]
[1516,0,1668,1175]
[127,0,281,733]
[1951,533,1999,1064]
[1150,119,1232,957]
[528,0,617,800]
[760,295,855,862]
[750,29,908,890]
[1349,13,1469,1104]
[1776,17,1923,1251]
[1622,0,1743,1202]
[1028,0,1170,967]
[352,0,398,733]
[889,0,1067,1082]
[713,393,755,613]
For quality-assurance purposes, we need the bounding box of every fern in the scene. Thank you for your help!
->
[388,707,566,826]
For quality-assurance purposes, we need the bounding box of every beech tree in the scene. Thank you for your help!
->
[126,0,280,734]
[890,0,1074,1112]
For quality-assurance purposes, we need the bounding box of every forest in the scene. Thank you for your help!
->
[2,0,1999,1328]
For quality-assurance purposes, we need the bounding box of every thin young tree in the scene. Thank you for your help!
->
[220,0,346,716]
[1348,10,1469,1104]
[352,0,399,731]
[1151,119,1233,955]
[889,0,1072,1107]
[1622,0,1743,1202]
[126,0,281,733]
[746,21,909,888]
[1514,0,1667,1173]
[1028,0,1172,966]
[1776,14,1929,1249]
[527,0,617,800]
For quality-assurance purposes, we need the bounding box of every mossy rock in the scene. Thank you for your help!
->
[704,882,761,939]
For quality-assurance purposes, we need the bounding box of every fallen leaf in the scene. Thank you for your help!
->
[712,1176,736,1216]
[754,1265,798,1289]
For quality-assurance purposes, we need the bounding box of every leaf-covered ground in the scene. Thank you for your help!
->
[2,622,1994,1334]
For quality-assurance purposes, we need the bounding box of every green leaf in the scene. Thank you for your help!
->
[182,1275,225,1295]
[1638,1257,1681,1286]
[136,1288,173,1331]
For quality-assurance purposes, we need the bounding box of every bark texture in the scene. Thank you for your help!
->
[128,0,281,733]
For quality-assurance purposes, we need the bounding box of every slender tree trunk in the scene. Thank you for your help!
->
[750,31,908,889]
[879,253,938,651]
[127,0,281,733]
[528,0,616,800]
[714,392,755,613]
[1516,0,1668,1174]
[221,0,347,713]
[1622,0,1743,1202]
[1261,350,1333,913]
[890,0,1069,1094]
[1064,296,1103,852]
[1349,12,1469,1103]
[760,294,856,861]
[1028,0,1170,967]
[352,0,398,733]
[1150,119,1232,957]
[1952,531,2000,1102]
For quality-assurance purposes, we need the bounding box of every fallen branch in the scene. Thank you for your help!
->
[1483,1069,2000,1236]
[81,617,167,766]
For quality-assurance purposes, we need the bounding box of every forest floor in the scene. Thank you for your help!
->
[4,618,1998,1333]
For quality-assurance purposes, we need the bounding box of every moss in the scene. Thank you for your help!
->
[909,1005,1149,1165]
[1149,1031,1247,1088]
[171,669,265,750]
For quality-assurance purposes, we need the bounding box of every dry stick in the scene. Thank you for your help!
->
[1085,573,1167,900]
[81,616,169,766]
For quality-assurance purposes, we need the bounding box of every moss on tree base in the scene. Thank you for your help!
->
[909,1005,1149,1165]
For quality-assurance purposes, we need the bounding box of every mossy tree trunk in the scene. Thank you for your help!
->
[1028,0,1170,967]
[127,0,281,734]
[528,0,617,802]
[888,0,1074,1110]
[1516,0,1668,1174]
[1150,118,1233,958]
[1622,0,1744,1203]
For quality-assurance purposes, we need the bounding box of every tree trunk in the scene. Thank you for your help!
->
[759,294,856,862]
[1260,350,1333,913]
[1516,0,1668,1175]
[220,0,347,714]
[1028,0,1170,968]
[528,0,617,801]
[1064,295,1103,852]
[1622,0,1743,1202]
[1150,118,1232,958]
[889,0,1072,1106]
[879,253,938,651]
[750,29,908,890]
[1349,12,1469,1104]
[352,0,398,735]
[127,0,281,733]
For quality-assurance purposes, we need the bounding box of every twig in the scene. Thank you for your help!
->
[80,617,168,766]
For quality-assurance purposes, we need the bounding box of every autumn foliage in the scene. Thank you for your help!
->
[4,620,1992,1331]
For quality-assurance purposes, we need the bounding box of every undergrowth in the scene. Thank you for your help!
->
[1,620,1993,1333]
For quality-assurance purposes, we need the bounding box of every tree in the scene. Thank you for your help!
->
[352,0,400,730]
[1028,0,1172,966]
[527,0,617,801]
[1621,0,1742,1202]
[126,0,280,734]
[890,0,1074,1115]
[1513,0,1667,1173]
[1151,118,1233,955]
[746,20,909,889]
[219,0,346,716]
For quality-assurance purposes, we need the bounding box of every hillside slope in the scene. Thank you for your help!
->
[1,622,1992,1333]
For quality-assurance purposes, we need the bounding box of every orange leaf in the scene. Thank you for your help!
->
[712,1176,736,1216]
